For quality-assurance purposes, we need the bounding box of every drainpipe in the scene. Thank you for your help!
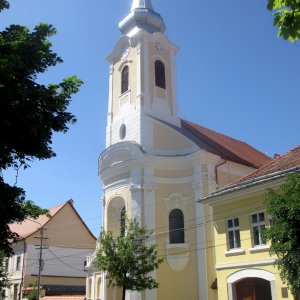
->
[215,159,227,189]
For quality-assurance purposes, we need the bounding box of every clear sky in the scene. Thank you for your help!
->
[1,0,299,238]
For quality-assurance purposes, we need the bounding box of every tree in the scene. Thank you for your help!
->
[264,173,300,297]
[0,251,9,300]
[0,1,83,255]
[23,281,38,300]
[267,0,300,42]
[95,217,163,300]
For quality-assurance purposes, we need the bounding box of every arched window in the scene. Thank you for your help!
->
[121,66,129,94]
[120,207,126,237]
[155,60,166,89]
[169,209,184,243]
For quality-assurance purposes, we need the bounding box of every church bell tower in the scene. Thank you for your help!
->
[105,0,180,151]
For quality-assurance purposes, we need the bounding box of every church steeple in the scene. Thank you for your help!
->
[119,0,165,36]
[131,0,153,10]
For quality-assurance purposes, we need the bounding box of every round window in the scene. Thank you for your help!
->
[119,124,126,140]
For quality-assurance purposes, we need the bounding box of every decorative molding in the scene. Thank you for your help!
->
[224,249,245,257]
[163,193,189,215]
[227,268,276,284]
[166,243,190,271]
[249,245,270,253]
[216,258,275,270]
[143,183,157,192]
[129,184,142,192]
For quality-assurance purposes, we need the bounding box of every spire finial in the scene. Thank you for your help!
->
[119,0,165,35]
[131,0,153,11]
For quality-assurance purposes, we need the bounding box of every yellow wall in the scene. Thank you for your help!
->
[27,203,96,249]
[155,183,199,300]
[211,192,294,300]
[111,47,137,121]
[153,123,194,151]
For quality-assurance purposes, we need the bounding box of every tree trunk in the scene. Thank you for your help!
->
[122,286,126,300]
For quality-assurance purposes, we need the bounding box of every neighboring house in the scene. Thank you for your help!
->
[4,200,96,300]
[200,145,300,300]
[85,1,272,299]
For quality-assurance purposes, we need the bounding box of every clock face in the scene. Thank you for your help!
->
[121,47,130,60]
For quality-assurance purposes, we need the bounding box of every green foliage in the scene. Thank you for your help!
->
[0,251,9,298]
[267,0,300,42]
[96,217,163,300]
[24,281,38,300]
[0,1,83,255]
[264,173,300,296]
[0,0,9,12]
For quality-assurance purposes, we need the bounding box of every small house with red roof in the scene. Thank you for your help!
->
[200,145,300,300]
[4,200,96,300]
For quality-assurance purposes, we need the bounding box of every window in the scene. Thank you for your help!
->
[227,218,241,249]
[251,212,265,246]
[119,124,126,140]
[121,65,129,94]
[5,257,9,273]
[120,207,126,237]
[169,209,184,243]
[15,256,21,271]
[155,60,166,89]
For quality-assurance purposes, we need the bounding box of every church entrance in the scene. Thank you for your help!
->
[235,278,272,300]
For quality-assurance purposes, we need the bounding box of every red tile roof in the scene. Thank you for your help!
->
[181,119,271,168]
[231,145,300,185]
[9,200,72,239]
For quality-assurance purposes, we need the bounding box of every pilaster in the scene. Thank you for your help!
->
[193,163,209,300]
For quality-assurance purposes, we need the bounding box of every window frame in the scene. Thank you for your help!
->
[15,255,21,271]
[121,65,129,94]
[169,208,185,244]
[251,212,266,246]
[155,60,166,89]
[227,218,241,250]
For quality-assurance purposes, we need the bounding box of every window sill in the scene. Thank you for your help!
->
[224,249,245,257]
[119,89,131,100]
[249,245,270,253]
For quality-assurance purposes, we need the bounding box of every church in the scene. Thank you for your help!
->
[85,1,272,299]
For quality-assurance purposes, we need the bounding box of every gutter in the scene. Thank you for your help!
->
[201,166,300,202]
[215,159,227,189]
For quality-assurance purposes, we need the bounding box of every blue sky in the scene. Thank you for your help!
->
[1,0,299,237]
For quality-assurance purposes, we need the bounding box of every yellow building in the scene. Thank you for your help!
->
[85,1,272,299]
[5,200,96,300]
[200,146,300,300]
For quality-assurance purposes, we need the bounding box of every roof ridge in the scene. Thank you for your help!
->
[181,118,270,168]
[223,144,300,187]
[182,119,256,149]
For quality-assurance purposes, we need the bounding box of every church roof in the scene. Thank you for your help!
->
[119,0,165,35]
[181,119,271,168]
